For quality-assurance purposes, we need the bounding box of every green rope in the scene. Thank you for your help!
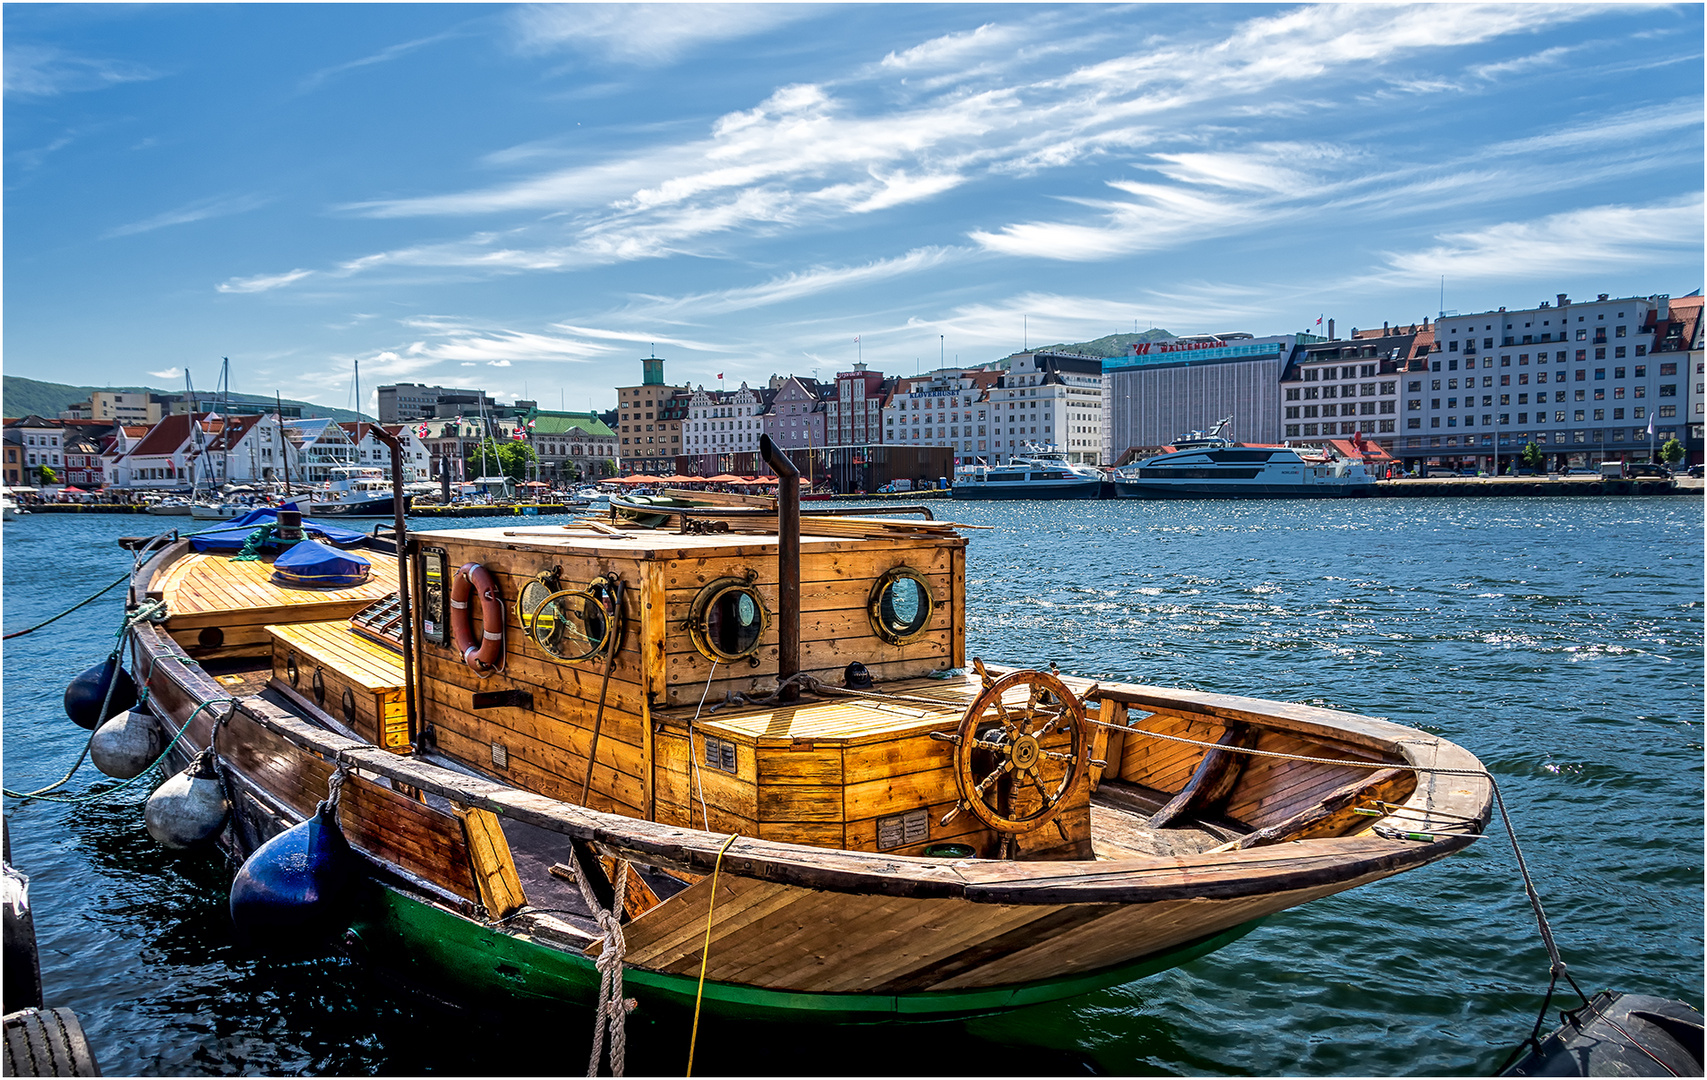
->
[2,569,132,641]
[230,524,274,561]
[3,698,234,804]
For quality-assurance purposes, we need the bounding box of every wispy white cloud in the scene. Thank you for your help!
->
[298,32,459,92]
[148,367,182,380]
[879,23,1022,71]
[106,193,270,238]
[508,4,816,65]
[217,269,314,294]
[630,247,963,317]
[1382,196,1705,284]
[3,44,160,96]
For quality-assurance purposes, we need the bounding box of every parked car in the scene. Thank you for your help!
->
[1687,464,1704,479]
[876,479,914,493]
[1626,463,1672,479]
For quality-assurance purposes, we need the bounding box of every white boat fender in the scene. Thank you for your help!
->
[145,749,229,849]
[90,708,163,780]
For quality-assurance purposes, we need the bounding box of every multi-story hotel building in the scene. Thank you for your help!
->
[684,381,766,466]
[1421,293,1677,470]
[992,352,1104,465]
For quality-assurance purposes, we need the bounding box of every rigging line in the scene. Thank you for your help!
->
[686,659,719,833]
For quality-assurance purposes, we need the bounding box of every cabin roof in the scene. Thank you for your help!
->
[409,524,964,560]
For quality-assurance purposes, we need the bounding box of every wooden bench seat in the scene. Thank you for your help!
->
[268,620,409,752]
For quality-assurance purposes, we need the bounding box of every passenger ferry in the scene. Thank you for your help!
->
[1114,420,1375,499]
[953,444,1104,500]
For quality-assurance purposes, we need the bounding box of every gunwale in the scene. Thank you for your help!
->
[125,535,1492,905]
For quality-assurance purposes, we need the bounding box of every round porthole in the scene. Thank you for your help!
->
[688,579,769,663]
[516,569,561,637]
[312,667,326,708]
[342,687,358,724]
[286,651,299,687]
[868,567,934,645]
[529,589,612,663]
[197,626,224,649]
[586,575,625,657]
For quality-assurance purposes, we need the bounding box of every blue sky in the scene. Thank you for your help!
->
[5,3,1702,417]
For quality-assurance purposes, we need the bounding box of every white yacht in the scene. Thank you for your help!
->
[309,466,406,517]
[1,495,24,521]
[952,444,1104,500]
[1113,419,1375,499]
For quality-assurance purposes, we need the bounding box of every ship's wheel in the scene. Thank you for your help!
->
[937,665,1091,835]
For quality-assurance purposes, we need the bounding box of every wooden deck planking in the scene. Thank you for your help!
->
[160,550,398,619]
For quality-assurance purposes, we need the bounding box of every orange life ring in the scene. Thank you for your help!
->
[450,562,505,674]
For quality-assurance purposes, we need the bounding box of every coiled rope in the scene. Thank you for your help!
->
[566,853,635,1077]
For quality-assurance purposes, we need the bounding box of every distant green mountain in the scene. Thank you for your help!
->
[1034,329,1174,359]
[3,375,370,424]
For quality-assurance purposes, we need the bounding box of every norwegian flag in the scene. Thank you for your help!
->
[415,423,429,438]
[510,429,524,441]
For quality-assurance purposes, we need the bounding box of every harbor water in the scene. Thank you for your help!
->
[3,500,1700,1076]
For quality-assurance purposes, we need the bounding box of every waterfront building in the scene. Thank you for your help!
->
[823,364,889,450]
[880,369,999,465]
[1280,324,1429,458]
[4,416,65,479]
[281,417,358,484]
[520,410,619,482]
[338,422,431,483]
[2,430,21,486]
[1651,292,1703,466]
[415,416,488,483]
[1105,335,1310,463]
[684,381,767,470]
[760,376,827,451]
[1421,293,1676,471]
[59,391,164,425]
[993,352,1104,465]
[614,355,689,474]
[376,383,493,424]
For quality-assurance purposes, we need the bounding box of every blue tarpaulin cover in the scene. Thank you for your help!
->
[269,538,372,588]
[189,505,368,552]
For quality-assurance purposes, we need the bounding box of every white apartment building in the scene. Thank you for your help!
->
[684,382,765,460]
[1421,292,1677,469]
[992,352,1106,465]
[1281,326,1429,456]
[880,370,999,465]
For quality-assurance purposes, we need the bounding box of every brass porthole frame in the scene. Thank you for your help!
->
[867,566,935,646]
[527,589,614,665]
[687,577,770,664]
[515,566,563,636]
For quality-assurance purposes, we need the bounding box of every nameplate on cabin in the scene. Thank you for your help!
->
[876,808,930,850]
[473,690,533,711]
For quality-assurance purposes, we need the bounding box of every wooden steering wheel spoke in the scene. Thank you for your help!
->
[942,669,1090,836]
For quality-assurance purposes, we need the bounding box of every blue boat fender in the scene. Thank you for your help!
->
[90,708,163,779]
[229,798,367,952]
[145,749,229,849]
[63,655,138,730]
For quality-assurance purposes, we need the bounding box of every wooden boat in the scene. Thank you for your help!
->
[122,435,1492,1028]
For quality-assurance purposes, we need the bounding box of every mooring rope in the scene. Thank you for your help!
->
[4,697,234,804]
[566,853,635,1077]
[1,569,131,641]
[686,832,739,1079]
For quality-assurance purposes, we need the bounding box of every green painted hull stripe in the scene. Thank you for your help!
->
[350,887,1262,1022]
